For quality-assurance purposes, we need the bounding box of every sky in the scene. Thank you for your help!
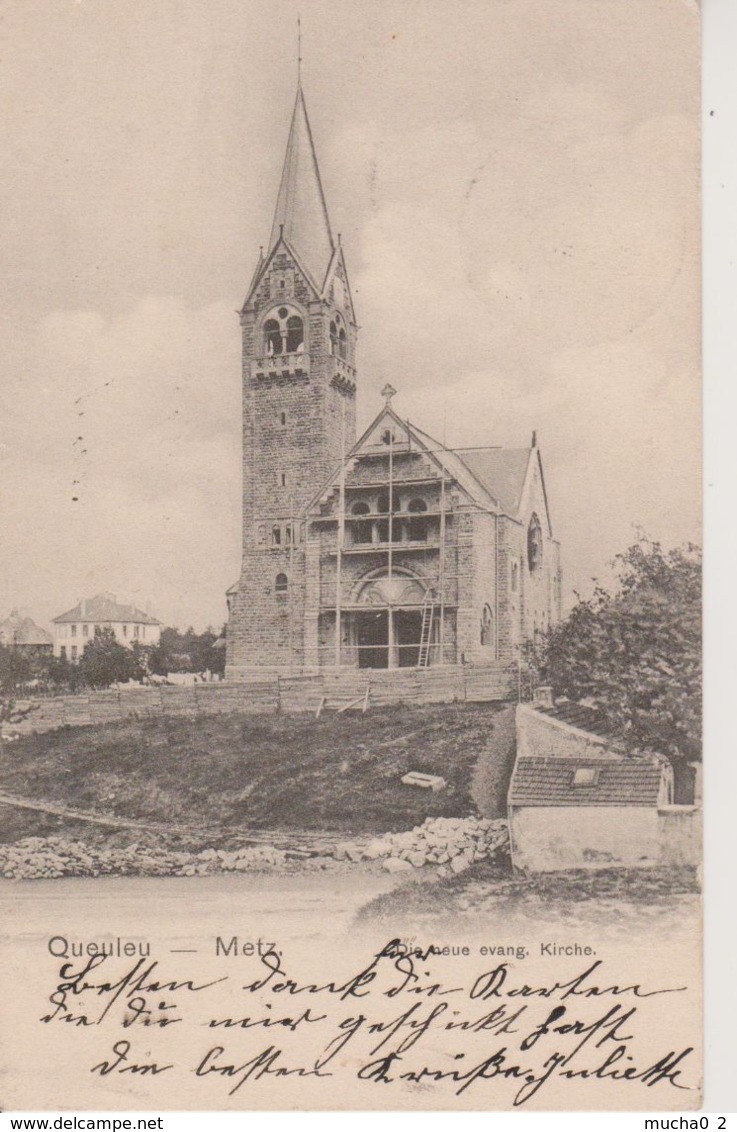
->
[0,0,700,632]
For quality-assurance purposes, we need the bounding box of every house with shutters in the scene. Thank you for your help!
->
[225,80,562,679]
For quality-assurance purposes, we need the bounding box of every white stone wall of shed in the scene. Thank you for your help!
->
[509,805,661,872]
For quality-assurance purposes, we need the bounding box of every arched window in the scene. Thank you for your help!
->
[480,604,494,647]
[511,559,519,593]
[286,315,304,353]
[351,501,372,544]
[338,327,347,359]
[407,498,428,542]
[527,514,543,573]
[329,321,338,355]
[275,572,288,596]
[263,306,305,357]
[264,318,281,356]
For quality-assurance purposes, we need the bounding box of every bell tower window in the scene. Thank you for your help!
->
[263,306,305,357]
[329,313,347,359]
[264,319,281,356]
[286,315,304,353]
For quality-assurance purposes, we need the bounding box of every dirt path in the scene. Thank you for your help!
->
[0,790,353,853]
[0,866,406,944]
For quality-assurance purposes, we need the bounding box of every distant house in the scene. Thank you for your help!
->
[52,593,161,663]
[0,610,53,656]
[508,695,700,873]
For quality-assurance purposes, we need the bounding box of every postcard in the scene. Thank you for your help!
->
[0,0,702,1112]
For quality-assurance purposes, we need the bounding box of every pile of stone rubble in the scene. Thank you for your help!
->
[333,815,510,877]
[0,816,509,880]
[0,837,294,880]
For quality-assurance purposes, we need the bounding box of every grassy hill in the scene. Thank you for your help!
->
[0,703,514,840]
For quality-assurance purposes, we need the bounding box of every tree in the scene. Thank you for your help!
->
[77,628,135,689]
[0,643,33,693]
[543,540,701,769]
[147,625,226,676]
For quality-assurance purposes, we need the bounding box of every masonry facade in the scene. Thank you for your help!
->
[226,83,562,678]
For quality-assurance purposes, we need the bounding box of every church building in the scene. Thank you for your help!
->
[226,83,562,679]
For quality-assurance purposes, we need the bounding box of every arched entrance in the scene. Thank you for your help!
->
[352,573,430,668]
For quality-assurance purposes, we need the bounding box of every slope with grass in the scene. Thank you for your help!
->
[0,703,512,840]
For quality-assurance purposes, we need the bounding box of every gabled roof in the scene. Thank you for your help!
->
[53,594,160,626]
[462,448,532,516]
[0,612,53,647]
[509,754,666,807]
[268,85,335,296]
[322,242,357,323]
[241,231,323,311]
[305,406,504,517]
[406,420,499,507]
[305,400,544,522]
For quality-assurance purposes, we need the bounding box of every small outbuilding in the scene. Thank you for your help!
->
[508,697,692,873]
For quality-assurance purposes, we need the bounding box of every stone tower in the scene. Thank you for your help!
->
[226,83,358,675]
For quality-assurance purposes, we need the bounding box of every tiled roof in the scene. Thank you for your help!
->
[509,755,665,807]
[0,613,53,647]
[461,448,531,515]
[53,594,160,626]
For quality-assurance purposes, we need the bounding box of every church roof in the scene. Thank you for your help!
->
[399,417,535,518]
[53,594,160,626]
[405,420,502,509]
[461,448,532,515]
[268,85,335,292]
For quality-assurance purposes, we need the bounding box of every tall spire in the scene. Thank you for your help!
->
[268,85,335,289]
[297,14,302,85]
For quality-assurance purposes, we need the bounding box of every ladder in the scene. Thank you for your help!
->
[417,596,435,668]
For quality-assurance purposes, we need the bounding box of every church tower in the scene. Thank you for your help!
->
[226,82,358,675]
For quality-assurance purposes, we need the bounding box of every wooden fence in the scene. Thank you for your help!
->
[3,664,519,737]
